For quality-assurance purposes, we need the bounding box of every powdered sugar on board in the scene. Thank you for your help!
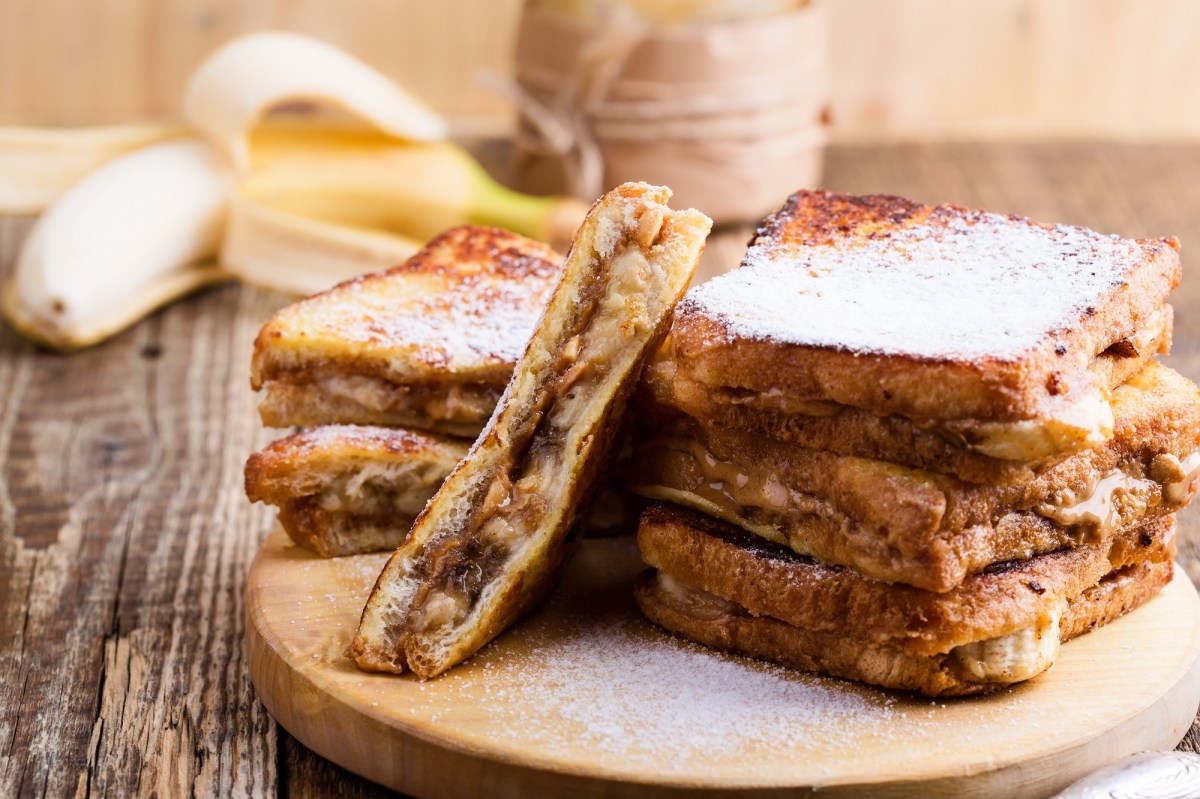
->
[463,605,900,771]
[683,202,1160,362]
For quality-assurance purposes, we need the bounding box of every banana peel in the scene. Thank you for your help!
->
[0,123,181,214]
[2,32,589,351]
[184,31,446,170]
[223,193,422,296]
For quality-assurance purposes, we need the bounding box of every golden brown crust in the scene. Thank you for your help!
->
[636,556,1172,697]
[672,190,1181,426]
[630,361,1200,591]
[250,225,562,431]
[636,503,1175,658]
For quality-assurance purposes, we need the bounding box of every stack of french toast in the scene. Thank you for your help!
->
[627,190,1200,696]
[245,184,1199,696]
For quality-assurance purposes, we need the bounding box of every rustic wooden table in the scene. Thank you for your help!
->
[3,142,1200,797]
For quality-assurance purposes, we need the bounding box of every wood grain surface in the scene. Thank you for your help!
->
[3,142,1200,797]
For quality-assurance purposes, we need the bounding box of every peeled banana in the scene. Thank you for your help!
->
[184,31,447,170]
[3,31,589,350]
[2,138,229,350]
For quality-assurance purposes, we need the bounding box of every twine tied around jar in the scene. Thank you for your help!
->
[482,6,651,201]
[498,3,828,223]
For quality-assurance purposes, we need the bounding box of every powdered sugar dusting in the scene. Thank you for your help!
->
[685,203,1157,362]
[327,274,552,368]
[267,226,561,374]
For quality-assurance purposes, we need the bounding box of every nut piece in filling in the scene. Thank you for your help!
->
[348,183,712,678]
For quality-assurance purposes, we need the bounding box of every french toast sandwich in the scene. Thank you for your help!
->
[245,425,469,557]
[350,183,711,678]
[672,304,1172,487]
[250,225,562,436]
[245,225,648,559]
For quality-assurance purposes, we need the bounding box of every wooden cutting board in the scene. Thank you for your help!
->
[246,529,1200,798]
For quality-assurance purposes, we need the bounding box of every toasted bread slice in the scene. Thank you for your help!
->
[673,190,1181,460]
[630,361,1200,591]
[250,226,562,436]
[668,305,1173,484]
[349,183,712,678]
[245,425,469,557]
[635,503,1175,696]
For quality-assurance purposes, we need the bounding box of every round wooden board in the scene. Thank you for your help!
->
[246,529,1200,799]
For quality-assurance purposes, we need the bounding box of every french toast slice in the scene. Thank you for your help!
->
[673,190,1181,462]
[245,425,469,557]
[629,361,1200,591]
[250,226,562,436]
[349,183,711,678]
[635,503,1176,696]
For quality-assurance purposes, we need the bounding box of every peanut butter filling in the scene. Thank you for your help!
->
[1034,468,1159,539]
[637,435,802,550]
[267,373,501,426]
